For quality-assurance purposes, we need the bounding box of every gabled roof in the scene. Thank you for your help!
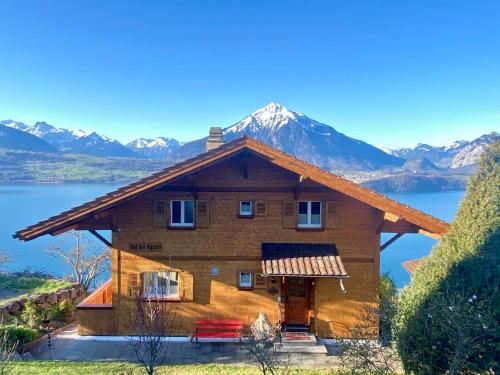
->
[402,258,425,276]
[14,136,450,241]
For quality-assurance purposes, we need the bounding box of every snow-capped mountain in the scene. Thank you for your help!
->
[450,133,499,169]
[2,120,140,158]
[173,102,405,171]
[127,137,182,159]
[385,132,499,169]
[0,119,30,131]
[0,123,56,153]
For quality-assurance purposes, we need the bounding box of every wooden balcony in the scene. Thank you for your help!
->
[76,279,112,309]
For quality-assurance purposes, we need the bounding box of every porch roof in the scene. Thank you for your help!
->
[261,243,348,278]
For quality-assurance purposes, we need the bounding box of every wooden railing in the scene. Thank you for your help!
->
[76,279,112,309]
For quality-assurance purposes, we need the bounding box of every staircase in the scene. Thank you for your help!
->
[280,324,327,355]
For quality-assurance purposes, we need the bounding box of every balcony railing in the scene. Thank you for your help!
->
[76,279,112,309]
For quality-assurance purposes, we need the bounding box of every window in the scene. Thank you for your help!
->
[143,271,179,299]
[297,201,322,228]
[170,200,194,227]
[238,272,253,289]
[239,200,253,217]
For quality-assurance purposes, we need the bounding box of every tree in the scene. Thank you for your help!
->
[46,230,110,292]
[127,294,176,375]
[0,250,10,269]
[395,142,500,374]
[0,318,18,375]
[247,312,288,375]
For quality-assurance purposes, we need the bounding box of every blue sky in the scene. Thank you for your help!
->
[0,0,499,148]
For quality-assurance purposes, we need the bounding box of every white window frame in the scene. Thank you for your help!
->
[170,200,194,227]
[238,272,253,289]
[239,200,253,217]
[143,271,179,299]
[297,201,322,228]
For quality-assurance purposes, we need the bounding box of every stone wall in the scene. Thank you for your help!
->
[0,282,84,317]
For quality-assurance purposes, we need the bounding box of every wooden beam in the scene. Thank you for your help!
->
[50,224,78,236]
[188,174,198,199]
[241,154,249,179]
[380,233,405,252]
[384,212,400,222]
[88,230,111,247]
[294,175,306,200]
[93,208,115,220]
[418,229,442,239]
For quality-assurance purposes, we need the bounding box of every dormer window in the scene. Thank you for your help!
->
[239,200,253,217]
[170,200,194,227]
[297,201,322,228]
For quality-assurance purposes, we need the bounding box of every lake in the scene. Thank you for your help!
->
[0,184,465,288]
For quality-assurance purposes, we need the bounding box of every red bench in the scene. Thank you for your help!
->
[192,319,243,342]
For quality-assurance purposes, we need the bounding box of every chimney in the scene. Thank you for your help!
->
[206,127,224,151]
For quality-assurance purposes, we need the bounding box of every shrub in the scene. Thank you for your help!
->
[395,142,500,374]
[0,324,38,348]
[20,299,40,329]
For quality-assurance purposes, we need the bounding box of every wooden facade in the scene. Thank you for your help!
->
[15,137,450,338]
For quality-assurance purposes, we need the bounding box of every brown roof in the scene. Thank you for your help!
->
[402,258,424,276]
[261,243,348,278]
[14,136,451,241]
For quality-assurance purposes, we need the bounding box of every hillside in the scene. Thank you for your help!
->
[0,124,56,153]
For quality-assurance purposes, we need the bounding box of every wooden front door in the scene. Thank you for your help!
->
[284,277,311,325]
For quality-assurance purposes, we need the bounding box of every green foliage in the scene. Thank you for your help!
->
[378,274,397,345]
[52,298,76,321]
[395,142,500,374]
[0,324,38,348]
[20,300,40,329]
[0,272,72,306]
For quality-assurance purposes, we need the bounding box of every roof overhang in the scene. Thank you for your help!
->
[14,136,450,241]
[261,243,348,278]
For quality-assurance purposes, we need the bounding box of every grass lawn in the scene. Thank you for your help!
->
[5,361,342,375]
[0,272,73,306]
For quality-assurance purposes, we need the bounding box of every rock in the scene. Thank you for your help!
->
[70,288,77,299]
[34,293,48,304]
[7,302,20,314]
[45,293,57,305]
[56,290,70,302]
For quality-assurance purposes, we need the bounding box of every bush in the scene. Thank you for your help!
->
[0,324,38,348]
[20,299,40,328]
[395,142,500,374]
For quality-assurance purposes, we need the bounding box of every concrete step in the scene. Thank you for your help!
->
[282,333,317,346]
[280,344,328,355]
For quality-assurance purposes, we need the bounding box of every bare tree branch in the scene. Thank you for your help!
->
[46,230,110,292]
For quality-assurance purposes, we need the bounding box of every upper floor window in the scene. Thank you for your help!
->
[143,271,179,299]
[170,200,194,227]
[298,201,322,228]
[239,200,253,217]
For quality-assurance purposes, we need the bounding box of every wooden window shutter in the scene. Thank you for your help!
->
[180,271,194,301]
[128,273,140,297]
[153,200,167,227]
[282,200,296,229]
[196,200,210,228]
[255,200,267,216]
[325,201,338,229]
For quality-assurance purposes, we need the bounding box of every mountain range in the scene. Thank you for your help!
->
[1,103,498,189]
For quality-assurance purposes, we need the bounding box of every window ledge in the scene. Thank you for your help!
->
[142,298,182,302]
[296,226,324,231]
[167,225,196,230]
[237,215,254,219]
[237,287,254,291]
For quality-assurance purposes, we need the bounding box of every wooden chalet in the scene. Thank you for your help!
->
[15,129,450,338]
